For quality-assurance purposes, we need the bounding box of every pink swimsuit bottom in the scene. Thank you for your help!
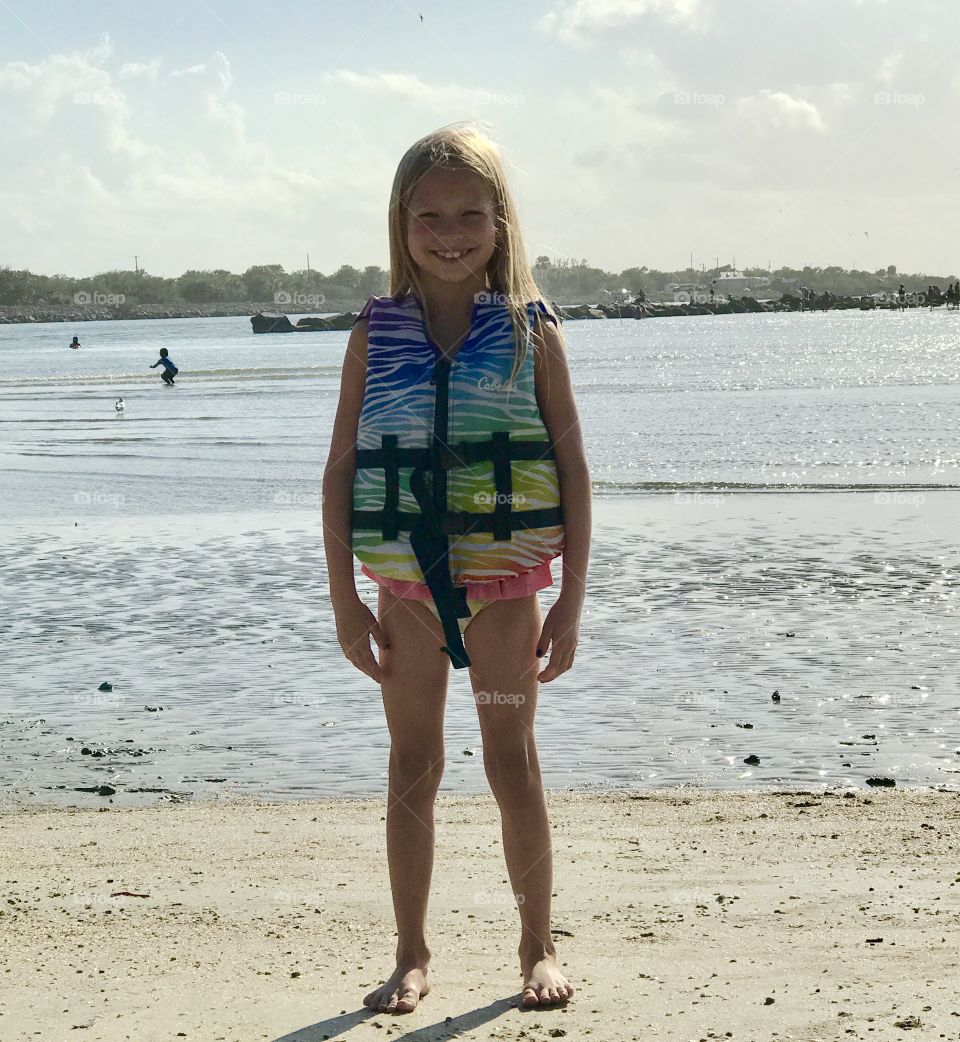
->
[361,560,554,633]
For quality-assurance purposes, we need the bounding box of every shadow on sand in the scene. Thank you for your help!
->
[272,994,531,1041]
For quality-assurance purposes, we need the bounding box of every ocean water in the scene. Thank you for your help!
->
[1,309,958,807]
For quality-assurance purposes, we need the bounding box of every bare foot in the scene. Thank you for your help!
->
[520,951,574,1008]
[363,963,430,1014]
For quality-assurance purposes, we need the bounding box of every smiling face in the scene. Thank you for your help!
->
[404,166,499,289]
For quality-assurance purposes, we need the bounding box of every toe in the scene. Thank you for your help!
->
[395,988,418,1013]
[521,985,541,1007]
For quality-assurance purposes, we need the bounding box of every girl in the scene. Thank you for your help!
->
[322,124,591,1015]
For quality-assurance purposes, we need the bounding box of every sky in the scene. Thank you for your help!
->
[1,0,958,279]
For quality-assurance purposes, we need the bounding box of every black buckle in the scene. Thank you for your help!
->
[430,444,457,470]
[439,512,469,535]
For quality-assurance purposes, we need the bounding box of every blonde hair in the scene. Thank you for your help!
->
[387,122,561,385]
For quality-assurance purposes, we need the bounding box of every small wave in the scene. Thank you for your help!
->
[593,479,960,494]
[0,366,341,389]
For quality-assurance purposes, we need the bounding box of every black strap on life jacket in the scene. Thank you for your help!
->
[352,355,562,669]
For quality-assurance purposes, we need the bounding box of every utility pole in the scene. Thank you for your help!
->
[134,255,139,274]
[306,252,311,273]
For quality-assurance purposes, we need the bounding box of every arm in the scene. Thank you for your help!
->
[322,319,368,604]
[532,314,592,680]
[533,315,592,607]
[322,316,387,680]
[149,360,159,368]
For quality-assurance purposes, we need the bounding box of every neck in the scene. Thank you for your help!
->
[415,273,488,325]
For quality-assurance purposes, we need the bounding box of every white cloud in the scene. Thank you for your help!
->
[0,42,357,275]
[876,51,902,83]
[170,51,233,92]
[118,58,162,82]
[2,5,958,278]
[320,69,525,112]
[827,81,859,105]
[539,0,711,41]
[736,89,826,132]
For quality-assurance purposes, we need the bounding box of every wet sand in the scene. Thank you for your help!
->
[1,788,958,1041]
[2,492,958,808]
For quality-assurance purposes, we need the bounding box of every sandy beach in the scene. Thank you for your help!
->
[2,788,957,1041]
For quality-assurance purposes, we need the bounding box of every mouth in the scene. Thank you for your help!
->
[431,247,475,263]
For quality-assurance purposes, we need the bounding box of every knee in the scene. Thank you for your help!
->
[482,739,541,801]
[389,746,444,801]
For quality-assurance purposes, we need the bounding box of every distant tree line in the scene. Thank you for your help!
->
[0,259,955,308]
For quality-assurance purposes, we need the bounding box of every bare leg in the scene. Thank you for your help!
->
[362,587,450,1014]
[464,595,575,1008]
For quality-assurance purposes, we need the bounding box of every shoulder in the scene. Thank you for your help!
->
[354,294,409,325]
[354,296,376,325]
[530,298,564,359]
[529,297,561,330]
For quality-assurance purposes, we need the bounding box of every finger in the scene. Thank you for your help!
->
[535,621,552,660]
[368,618,390,654]
[356,644,384,683]
[344,634,384,683]
[538,647,573,683]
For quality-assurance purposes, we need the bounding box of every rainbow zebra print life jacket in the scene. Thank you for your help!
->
[350,292,565,668]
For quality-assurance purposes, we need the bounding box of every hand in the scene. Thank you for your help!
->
[535,593,582,682]
[334,595,388,683]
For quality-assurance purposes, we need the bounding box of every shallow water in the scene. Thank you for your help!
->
[0,310,957,807]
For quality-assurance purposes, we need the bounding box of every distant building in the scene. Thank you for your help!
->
[713,270,769,295]
[666,270,770,302]
[665,281,708,303]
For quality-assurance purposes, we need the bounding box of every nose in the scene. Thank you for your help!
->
[424,216,469,245]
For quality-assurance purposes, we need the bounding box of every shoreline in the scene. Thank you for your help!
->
[2,788,957,1041]
[4,296,954,327]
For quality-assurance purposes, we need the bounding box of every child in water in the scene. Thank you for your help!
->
[150,347,178,385]
[322,124,591,1014]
